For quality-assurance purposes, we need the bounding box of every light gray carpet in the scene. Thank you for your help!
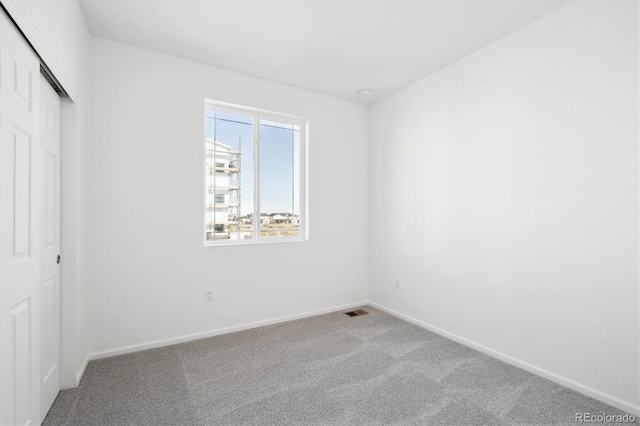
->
[44,306,637,425]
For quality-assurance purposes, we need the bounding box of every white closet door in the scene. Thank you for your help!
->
[0,10,42,426]
[39,73,61,421]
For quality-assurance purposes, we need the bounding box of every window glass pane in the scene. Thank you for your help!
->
[259,119,300,238]
[205,110,254,241]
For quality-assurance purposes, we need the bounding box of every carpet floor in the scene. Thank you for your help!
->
[44,306,637,425]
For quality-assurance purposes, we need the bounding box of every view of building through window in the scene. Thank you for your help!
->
[205,104,304,243]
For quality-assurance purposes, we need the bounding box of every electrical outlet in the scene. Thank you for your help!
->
[394,278,401,289]
[205,289,214,302]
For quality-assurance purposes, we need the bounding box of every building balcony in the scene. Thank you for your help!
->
[211,185,240,191]
[213,166,240,173]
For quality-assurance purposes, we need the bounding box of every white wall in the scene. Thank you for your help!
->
[86,38,368,354]
[369,0,639,414]
[1,0,91,388]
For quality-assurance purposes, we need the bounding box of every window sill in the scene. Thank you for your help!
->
[204,238,308,247]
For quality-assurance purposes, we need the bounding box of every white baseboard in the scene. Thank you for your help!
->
[85,301,368,363]
[368,301,640,417]
[75,354,90,384]
[59,354,89,390]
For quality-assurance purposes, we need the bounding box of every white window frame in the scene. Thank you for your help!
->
[204,99,308,245]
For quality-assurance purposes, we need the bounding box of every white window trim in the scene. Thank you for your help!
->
[203,99,308,246]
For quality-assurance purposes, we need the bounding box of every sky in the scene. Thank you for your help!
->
[205,110,300,216]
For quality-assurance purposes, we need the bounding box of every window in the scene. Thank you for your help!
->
[204,100,306,244]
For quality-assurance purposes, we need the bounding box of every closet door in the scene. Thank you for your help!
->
[39,73,61,420]
[0,10,42,426]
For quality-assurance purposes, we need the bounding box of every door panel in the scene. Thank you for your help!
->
[1,10,42,426]
[12,127,33,257]
[14,56,32,105]
[11,299,32,425]
[39,73,61,420]
[45,153,55,245]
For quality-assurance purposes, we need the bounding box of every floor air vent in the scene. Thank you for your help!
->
[345,309,369,317]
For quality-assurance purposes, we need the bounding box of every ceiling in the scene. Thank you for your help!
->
[78,0,571,104]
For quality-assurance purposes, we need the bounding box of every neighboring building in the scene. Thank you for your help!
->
[268,213,299,225]
[245,213,270,225]
[268,213,291,224]
[204,139,241,240]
